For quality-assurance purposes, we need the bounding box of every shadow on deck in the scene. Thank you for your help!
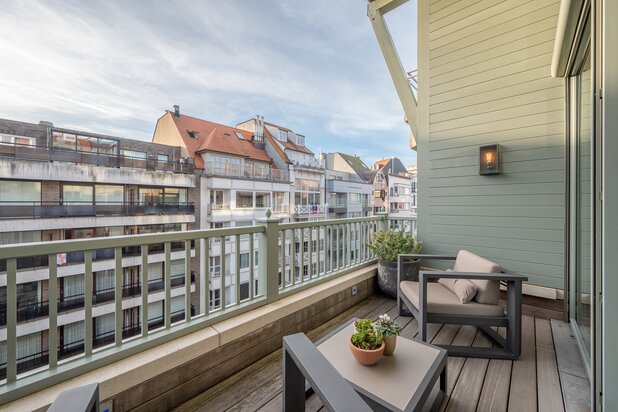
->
[174,295,590,412]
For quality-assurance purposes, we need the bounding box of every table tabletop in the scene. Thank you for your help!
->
[316,319,447,412]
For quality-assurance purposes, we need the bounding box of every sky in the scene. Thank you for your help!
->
[0,1,417,166]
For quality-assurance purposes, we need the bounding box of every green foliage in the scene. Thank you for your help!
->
[367,229,423,262]
[374,314,401,337]
[351,319,383,350]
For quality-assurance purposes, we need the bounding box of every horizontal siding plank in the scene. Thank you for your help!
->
[431,12,558,70]
[429,193,564,208]
[428,170,564,188]
[427,214,564,231]
[431,66,555,105]
[430,97,563,133]
[429,223,563,243]
[426,233,564,255]
[430,0,558,45]
[431,53,554,97]
[428,158,564,178]
[430,0,506,36]
[426,204,564,219]
[429,181,565,197]
[429,133,565,161]
[430,0,483,23]
[431,39,556,88]
[430,85,564,124]
[429,146,564,170]
[430,0,461,14]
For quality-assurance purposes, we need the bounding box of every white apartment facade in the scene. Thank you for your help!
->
[0,118,197,378]
[323,152,373,219]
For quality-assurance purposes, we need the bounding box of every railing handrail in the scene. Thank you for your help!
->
[0,226,264,259]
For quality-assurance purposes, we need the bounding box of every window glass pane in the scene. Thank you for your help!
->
[157,154,169,163]
[121,149,146,159]
[63,185,93,204]
[95,185,123,204]
[76,135,98,153]
[236,192,253,208]
[96,139,117,155]
[240,253,250,269]
[139,188,163,204]
[0,180,40,205]
[0,231,41,245]
[52,132,76,150]
[164,188,187,204]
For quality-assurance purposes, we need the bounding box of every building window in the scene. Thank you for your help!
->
[240,282,249,300]
[95,185,123,204]
[240,253,250,269]
[0,180,41,205]
[157,154,169,163]
[121,149,147,160]
[296,135,305,146]
[63,184,93,205]
[209,289,221,308]
[236,192,253,208]
[255,193,270,208]
[210,256,221,277]
[0,134,35,147]
[278,130,288,141]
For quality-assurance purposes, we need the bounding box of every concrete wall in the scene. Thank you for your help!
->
[417,0,565,289]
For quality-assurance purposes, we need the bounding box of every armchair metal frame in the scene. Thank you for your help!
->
[397,254,528,360]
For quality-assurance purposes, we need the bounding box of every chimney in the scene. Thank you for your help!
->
[173,105,180,117]
[255,115,264,142]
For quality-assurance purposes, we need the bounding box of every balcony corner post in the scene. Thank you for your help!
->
[257,209,282,303]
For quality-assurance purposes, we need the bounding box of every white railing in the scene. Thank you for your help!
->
[292,157,324,170]
[0,213,415,404]
[294,204,327,216]
[203,162,290,182]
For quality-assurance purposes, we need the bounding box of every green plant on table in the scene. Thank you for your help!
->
[374,314,401,337]
[367,229,423,262]
[351,319,383,350]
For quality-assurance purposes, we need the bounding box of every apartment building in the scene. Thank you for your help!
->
[366,157,415,216]
[236,116,327,221]
[0,118,197,378]
[323,152,372,219]
[153,108,293,310]
[407,164,417,213]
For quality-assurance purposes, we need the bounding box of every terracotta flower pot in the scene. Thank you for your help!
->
[383,335,397,356]
[348,337,385,366]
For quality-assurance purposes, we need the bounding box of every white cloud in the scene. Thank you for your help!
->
[0,0,416,164]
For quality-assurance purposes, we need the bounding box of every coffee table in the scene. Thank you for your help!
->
[314,318,447,412]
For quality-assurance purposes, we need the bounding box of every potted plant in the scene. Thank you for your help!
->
[367,228,423,298]
[349,319,384,366]
[374,314,401,356]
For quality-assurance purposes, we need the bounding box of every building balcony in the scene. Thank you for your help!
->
[203,162,290,183]
[293,204,327,217]
[0,142,195,174]
[0,213,589,411]
[0,201,195,220]
[291,157,325,170]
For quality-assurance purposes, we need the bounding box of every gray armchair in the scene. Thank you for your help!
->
[397,251,528,360]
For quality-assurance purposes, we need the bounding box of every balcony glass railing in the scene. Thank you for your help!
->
[0,142,195,174]
[0,201,195,219]
[0,214,416,404]
[203,162,290,182]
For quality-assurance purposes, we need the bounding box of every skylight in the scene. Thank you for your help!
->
[235,132,245,140]
[187,130,199,139]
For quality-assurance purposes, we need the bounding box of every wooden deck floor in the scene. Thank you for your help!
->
[174,295,589,412]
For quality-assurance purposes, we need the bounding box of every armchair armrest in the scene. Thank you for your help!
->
[419,270,528,283]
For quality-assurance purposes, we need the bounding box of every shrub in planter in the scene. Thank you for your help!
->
[367,229,423,298]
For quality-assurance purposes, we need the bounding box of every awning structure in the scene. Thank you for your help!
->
[367,0,418,150]
[551,0,586,77]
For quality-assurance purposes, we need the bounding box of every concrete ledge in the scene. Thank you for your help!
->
[1,264,377,412]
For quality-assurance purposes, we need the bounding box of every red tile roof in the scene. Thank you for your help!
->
[168,113,272,169]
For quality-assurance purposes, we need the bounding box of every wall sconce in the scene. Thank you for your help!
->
[479,144,501,175]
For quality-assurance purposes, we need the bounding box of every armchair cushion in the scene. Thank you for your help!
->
[438,270,478,303]
[400,281,504,317]
[453,250,501,304]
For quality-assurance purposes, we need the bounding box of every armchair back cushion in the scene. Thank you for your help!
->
[453,250,501,304]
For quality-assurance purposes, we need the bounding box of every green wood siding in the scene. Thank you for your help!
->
[418,0,565,289]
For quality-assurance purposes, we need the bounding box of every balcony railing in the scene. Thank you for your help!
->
[0,213,416,404]
[0,142,195,174]
[203,162,290,182]
[292,157,325,170]
[294,204,328,216]
[0,201,195,219]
